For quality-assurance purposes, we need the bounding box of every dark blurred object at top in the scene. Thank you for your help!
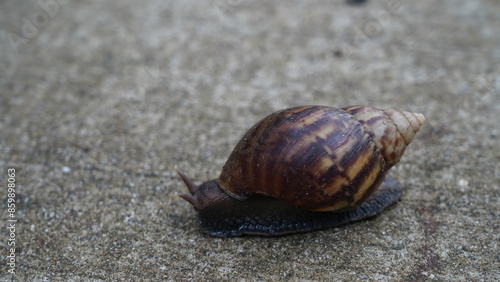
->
[346,0,368,5]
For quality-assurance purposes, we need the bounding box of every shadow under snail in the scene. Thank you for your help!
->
[176,105,425,237]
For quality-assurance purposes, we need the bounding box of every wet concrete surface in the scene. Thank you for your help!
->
[1,0,499,280]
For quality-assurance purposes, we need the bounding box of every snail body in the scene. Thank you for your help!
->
[177,105,425,237]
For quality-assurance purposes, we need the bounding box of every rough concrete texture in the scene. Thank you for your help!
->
[0,0,499,280]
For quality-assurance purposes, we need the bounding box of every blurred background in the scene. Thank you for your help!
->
[1,0,499,280]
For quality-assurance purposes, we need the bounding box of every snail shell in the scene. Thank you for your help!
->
[176,105,425,237]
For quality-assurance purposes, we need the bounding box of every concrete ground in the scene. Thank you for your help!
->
[1,0,499,280]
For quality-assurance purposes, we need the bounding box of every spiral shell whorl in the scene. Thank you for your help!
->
[342,106,425,166]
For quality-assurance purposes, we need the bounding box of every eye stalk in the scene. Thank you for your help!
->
[174,167,197,206]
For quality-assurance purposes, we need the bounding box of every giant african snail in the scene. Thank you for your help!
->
[176,105,425,237]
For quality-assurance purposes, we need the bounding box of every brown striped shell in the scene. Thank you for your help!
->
[218,105,425,212]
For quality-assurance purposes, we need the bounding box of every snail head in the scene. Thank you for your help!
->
[174,167,227,211]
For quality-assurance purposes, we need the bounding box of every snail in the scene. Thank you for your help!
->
[176,105,425,237]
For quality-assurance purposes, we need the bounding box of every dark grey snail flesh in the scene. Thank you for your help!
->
[176,105,425,237]
[176,169,402,237]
